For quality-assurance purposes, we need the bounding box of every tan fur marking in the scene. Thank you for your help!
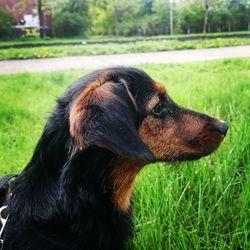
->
[146,82,167,112]
[111,160,143,212]
[124,84,138,111]
[139,116,193,160]
[154,81,167,95]
[69,72,113,149]
[146,95,160,111]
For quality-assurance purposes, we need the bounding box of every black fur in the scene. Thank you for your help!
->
[2,68,157,250]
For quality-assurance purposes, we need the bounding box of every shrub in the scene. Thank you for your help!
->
[54,11,86,37]
[0,7,16,39]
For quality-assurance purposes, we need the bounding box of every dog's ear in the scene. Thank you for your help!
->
[69,79,154,162]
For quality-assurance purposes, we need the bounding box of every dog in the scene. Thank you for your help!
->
[0,67,228,250]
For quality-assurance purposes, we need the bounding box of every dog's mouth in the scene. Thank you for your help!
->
[159,150,214,162]
[161,150,217,162]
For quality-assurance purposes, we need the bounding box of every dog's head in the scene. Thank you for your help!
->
[69,67,228,163]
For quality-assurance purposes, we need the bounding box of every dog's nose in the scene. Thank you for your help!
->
[217,121,229,136]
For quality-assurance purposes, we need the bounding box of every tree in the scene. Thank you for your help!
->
[89,1,115,35]
[41,0,250,37]
[0,7,16,39]
[208,0,231,32]
[38,0,52,38]
[247,0,250,30]
[111,0,139,36]
[179,0,204,33]
[64,0,89,15]
[151,0,170,34]
[54,11,85,37]
[52,0,90,37]
[89,0,140,36]
[203,0,209,33]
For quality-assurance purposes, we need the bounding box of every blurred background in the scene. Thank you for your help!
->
[0,0,249,60]
[0,0,250,38]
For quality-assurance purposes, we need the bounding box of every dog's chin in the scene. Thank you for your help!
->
[161,149,219,162]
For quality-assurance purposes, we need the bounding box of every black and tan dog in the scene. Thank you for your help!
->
[0,67,228,250]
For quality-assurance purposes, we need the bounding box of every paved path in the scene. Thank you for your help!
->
[0,45,249,74]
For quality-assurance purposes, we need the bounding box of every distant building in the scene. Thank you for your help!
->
[0,0,52,37]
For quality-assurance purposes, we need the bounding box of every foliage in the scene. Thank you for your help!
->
[151,0,170,34]
[206,0,250,32]
[53,11,86,37]
[88,1,115,35]
[53,0,90,37]
[1,0,249,37]
[0,59,250,249]
[0,37,249,60]
[179,2,205,33]
[85,0,250,36]
[0,7,16,39]
[89,0,141,36]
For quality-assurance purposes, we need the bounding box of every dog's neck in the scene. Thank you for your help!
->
[13,141,144,222]
[9,147,137,248]
[111,159,143,212]
[60,147,144,212]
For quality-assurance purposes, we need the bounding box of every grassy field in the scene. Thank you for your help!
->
[0,59,249,249]
[1,31,250,47]
[0,37,249,60]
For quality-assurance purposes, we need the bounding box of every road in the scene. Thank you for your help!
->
[0,45,249,74]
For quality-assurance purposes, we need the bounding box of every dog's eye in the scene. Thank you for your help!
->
[152,102,165,116]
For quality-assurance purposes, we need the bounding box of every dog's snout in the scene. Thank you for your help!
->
[216,121,228,136]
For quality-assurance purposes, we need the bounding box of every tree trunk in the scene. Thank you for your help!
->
[114,6,120,37]
[169,0,173,35]
[43,14,46,38]
[38,0,44,38]
[203,0,209,34]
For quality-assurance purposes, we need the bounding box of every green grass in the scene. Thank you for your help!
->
[1,31,250,47]
[0,59,250,249]
[0,37,249,60]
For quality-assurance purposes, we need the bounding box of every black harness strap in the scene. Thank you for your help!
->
[0,174,18,249]
[0,174,18,188]
[0,174,17,206]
